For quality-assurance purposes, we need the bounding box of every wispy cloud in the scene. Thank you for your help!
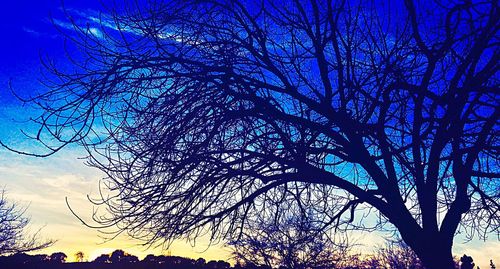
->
[22,27,59,39]
[52,7,181,41]
[52,18,104,39]
[22,27,42,37]
[51,8,138,39]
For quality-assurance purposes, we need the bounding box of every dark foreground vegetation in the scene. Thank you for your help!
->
[0,249,496,269]
[0,251,229,269]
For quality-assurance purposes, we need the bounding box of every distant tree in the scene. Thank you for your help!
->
[491,260,496,269]
[49,252,67,263]
[0,189,53,255]
[196,257,207,267]
[110,249,126,263]
[74,251,85,262]
[376,239,424,269]
[154,255,168,264]
[2,253,32,265]
[121,254,139,263]
[206,260,231,269]
[164,255,197,267]
[93,253,110,263]
[229,207,349,269]
[108,249,138,263]
[196,258,207,266]
[9,1,499,269]
[216,260,231,269]
[355,256,384,269]
[143,254,158,263]
[32,254,50,263]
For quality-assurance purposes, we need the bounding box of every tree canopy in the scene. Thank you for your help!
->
[5,0,499,268]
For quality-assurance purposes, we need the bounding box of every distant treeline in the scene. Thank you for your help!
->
[0,251,233,269]
[0,250,495,269]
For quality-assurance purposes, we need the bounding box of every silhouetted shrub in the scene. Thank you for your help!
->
[461,255,475,269]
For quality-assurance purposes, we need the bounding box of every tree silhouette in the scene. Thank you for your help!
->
[110,249,126,263]
[93,253,111,263]
[7,1,499,269]
[460,254,475,269]
[196,258,207,268]
[49,252,67,263]
[0,189,53,255]
[206,260,231,269]
[105,249,138,263]
[74,251,85,262]
[143,254,158,263]
[375,239,425,269]
[229,206,349,269]
[0,248,492,269]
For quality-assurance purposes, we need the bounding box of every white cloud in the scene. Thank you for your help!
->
[52,18,76,31]
[52,8,139,39]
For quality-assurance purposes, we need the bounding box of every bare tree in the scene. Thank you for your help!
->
[5,0,499,268]
[229,205,350,269]
[375,238,426,269]
[0,189,53,255]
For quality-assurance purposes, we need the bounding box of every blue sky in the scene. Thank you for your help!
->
[0,0,231,261]
[0,0,498,267]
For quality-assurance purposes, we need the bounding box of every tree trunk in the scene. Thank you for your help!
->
[420,253,456,269]
[411,238,456,269]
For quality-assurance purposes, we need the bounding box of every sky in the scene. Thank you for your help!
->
[0,0,232,262]
[0,0,498,267]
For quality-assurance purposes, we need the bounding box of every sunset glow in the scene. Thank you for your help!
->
[0,1,498,269]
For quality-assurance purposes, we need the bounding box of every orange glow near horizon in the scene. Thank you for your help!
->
[33,239,232,263]
[28,226,233,263]
[0,147,498,268]
[0,148,232,263]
